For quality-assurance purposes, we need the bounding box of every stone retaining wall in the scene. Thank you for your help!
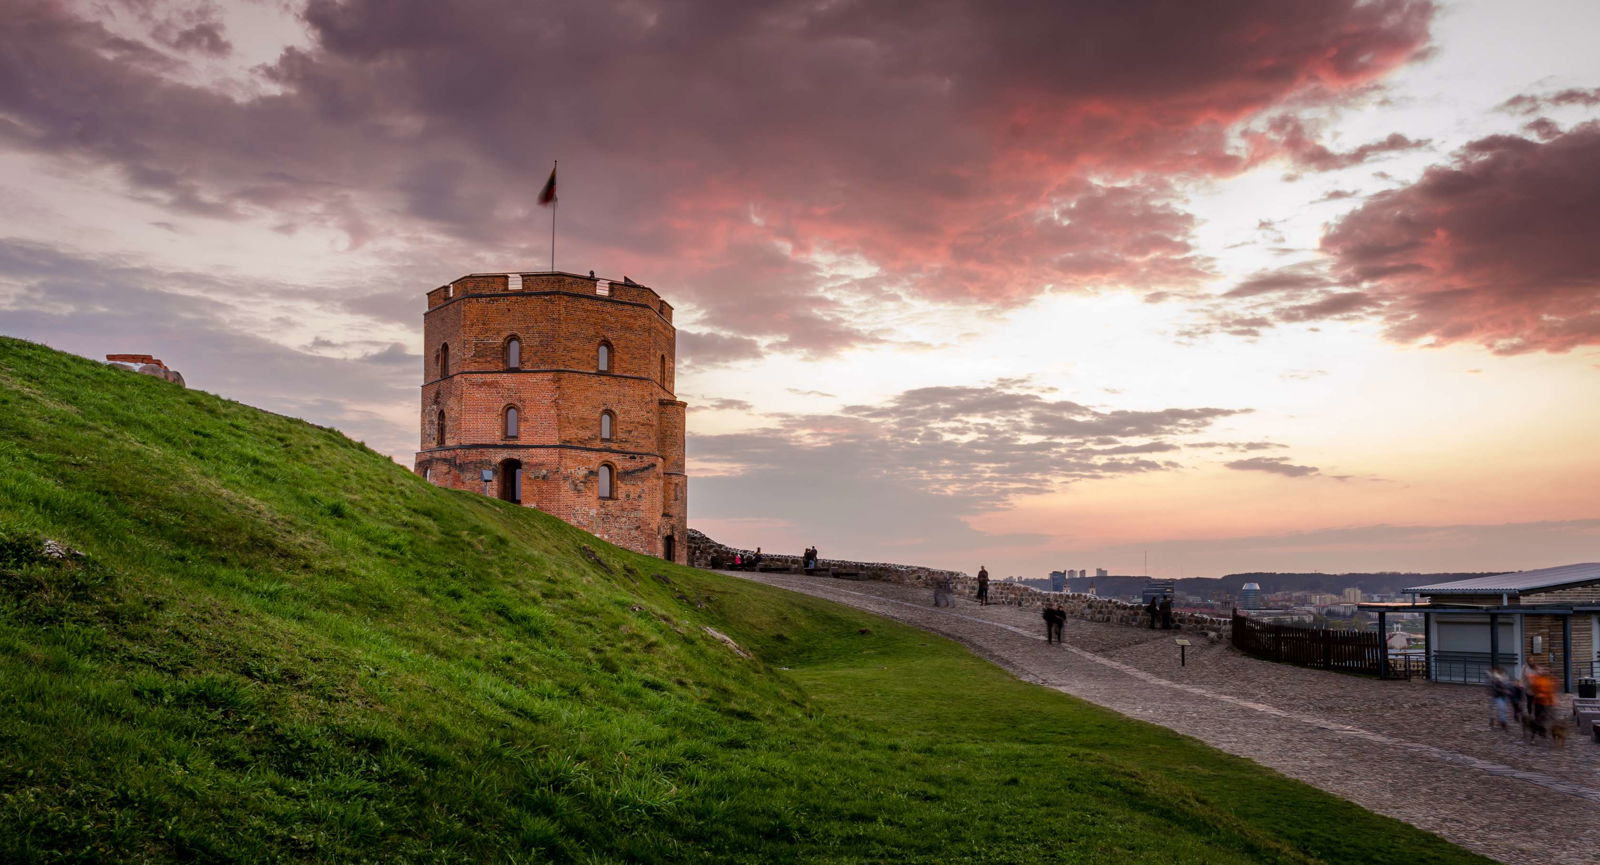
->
[688,529,1229,632]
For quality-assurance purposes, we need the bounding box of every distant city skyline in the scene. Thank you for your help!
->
[1,1,1596,578]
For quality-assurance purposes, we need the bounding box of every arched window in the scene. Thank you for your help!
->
[504,405,519,438]
[435,410,446,447]
[597,341,612,372]
[505,336,521,369]
[599,410,614,441]
[438,343,450,378]
[597,463,615,499]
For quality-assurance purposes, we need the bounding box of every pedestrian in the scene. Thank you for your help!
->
[1159,596,1174,630]
[751,546,763,569]
[1525,661,1556,741]
[733,552,743,568]
[1486,667,1513,731]
[1145,596,1159,629]
[1507,673,1527,724]
[977,566,990,606]
[1518,660,1539,720]
[1043,603,1065,644]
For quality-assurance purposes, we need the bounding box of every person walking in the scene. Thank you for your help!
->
[1043,603,1065,644]
[1159,596,1174,630]
[1486,667,1514,731]
[1145,596,1159,629]
[1525,661,1556,740]
[976,566,990,606]
[1518,659,1539,720]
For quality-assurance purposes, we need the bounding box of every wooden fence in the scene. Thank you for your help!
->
[1231,612,1387,676]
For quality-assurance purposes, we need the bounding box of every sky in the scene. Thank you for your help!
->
[1,0,1597,579]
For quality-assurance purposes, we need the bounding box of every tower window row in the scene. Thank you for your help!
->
[433,407,622,444]
[433,338,667,384]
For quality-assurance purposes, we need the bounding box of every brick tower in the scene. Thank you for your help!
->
[414,272,688,563]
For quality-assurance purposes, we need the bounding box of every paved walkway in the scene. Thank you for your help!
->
[722,571,1600,865]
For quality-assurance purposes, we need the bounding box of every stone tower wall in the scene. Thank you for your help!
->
[415,272,688,562]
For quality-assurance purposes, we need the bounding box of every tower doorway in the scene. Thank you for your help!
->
[498,459,522,503]
[662,534,675,562]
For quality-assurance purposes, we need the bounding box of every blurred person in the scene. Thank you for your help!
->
[1525,661,1556,743]
[1486,667,1514,731]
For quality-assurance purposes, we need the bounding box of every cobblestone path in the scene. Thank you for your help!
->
[723,571,1600,865]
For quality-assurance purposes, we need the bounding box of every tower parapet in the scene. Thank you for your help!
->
[414,271,687,562]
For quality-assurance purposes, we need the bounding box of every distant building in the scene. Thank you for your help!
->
[1048,570,1067,592]
[1238,582,1263,610]
[1141,579,1176,604]
[1342,587,1362,604]
[1095,568,1108,578]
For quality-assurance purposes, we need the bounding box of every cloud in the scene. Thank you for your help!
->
[1188,124,1600,352]
[1225,265,1331,298]
[1321,123,1600,354]
[1253,115,1430,172]
[1522,118,1563,141]
[690,378,1251,558]
[693,397,754,412]
[1498,87,1600,114]
[1224,456,1320,477]
[1190,441,1286,451]
[0,0,1437,353]
[691,377,1248,540]
[678,329,764,368]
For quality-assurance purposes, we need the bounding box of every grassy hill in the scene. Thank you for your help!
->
[0,337,1487,864]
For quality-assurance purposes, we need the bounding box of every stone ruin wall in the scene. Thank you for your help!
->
[104,354,186,387]
[688,529,1230,633]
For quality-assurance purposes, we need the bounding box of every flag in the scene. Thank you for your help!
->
[538,163,557,206]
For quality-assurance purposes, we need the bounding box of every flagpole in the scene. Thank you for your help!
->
[550,160,557,272]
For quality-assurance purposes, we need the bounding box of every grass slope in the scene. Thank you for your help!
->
[0,337,1487,864]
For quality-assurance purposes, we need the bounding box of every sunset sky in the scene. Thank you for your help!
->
[2,0,1597,579]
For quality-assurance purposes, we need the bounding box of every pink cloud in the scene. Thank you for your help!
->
[1322,123,1600,354]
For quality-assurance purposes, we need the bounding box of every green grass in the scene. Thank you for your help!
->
[0,336,1488,864]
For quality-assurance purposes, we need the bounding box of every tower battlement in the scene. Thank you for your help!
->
[424,272,673,323]
[414,271,687,562]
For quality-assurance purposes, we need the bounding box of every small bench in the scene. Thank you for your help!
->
[1572,697,1600,741]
